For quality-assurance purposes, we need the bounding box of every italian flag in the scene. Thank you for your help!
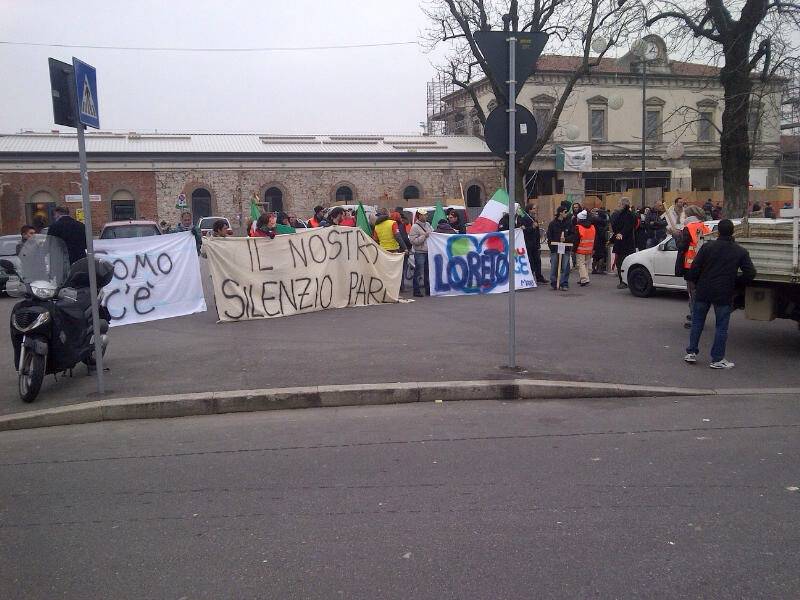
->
[466,188,511,233]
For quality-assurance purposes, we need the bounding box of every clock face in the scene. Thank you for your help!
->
[644,41,659,61]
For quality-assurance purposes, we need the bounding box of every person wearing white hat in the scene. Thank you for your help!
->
[408,208,432,296]
[574,209,596,286]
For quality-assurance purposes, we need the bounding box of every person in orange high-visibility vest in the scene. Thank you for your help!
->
[675,205,711,328]
[574,210,596,286]
[307,205,325,228]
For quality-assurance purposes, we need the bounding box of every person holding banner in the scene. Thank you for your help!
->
[373,208,408,253]
[546,206,576,291]
[408,208,432,297]
[253,213,277,239]
[308,206,325,228]
[170,211,202,255]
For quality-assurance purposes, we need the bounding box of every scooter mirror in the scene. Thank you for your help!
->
[5,279,25,298]
[0,259,15,272]
[57,287,78,302]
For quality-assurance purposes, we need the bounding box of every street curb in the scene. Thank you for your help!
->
[0,379,717,432]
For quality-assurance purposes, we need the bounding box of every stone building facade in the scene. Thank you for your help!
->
[428,35,784,198]
[0,133,502,235]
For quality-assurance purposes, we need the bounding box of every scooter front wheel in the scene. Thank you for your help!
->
[19,352,45,403]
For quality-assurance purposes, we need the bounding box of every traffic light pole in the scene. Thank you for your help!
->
[75,123,105,394]
[507,35,517,369]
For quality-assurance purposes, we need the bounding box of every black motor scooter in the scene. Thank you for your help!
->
[1,235,113,402]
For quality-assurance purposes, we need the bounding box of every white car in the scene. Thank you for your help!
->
[197,216,231,236]
[620,218,786,297]
[620,234,687,297]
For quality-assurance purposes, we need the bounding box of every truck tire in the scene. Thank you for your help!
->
[628,265,654,298]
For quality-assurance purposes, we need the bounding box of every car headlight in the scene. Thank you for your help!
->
[30,283,57,299]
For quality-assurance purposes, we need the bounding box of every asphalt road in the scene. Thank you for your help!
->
[1,259,799,414]
[1,395,798,599]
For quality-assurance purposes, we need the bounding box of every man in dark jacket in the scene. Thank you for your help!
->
[645,203,667,248]
[684,219,756,369]
[611,198,636,289]
[590,208,609,274]
[47,206,87,264]
[546,206,576,290]
[522,204,547,283]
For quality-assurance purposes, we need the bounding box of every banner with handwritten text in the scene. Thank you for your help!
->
[94,232,207,326]
[203,227,404,321]
[427,230,536,296]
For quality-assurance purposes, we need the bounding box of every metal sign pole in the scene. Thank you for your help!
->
[641,59,647,210]
[507,34,517,369]
[75,124,105,394]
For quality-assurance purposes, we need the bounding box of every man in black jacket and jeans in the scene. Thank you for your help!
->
[684,219,756,369]
[47,206,87,264]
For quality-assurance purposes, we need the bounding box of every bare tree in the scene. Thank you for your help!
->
[422,0,639,200]
[646,0,800,218]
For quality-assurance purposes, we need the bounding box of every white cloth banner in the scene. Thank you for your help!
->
[563,145,592,172]
[203,227,404,322]
[427,230,536,296]
[94,232,206,327]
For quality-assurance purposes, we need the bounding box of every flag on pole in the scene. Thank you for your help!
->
[466,188,510,233]
[356,202,372,237]
[275,224,295,234]
[431,201,447,228]
[249,195,261,222]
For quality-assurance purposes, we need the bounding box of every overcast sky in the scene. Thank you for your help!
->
[0,0,439,134]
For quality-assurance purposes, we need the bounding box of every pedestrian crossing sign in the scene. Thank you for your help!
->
[72,58,99,129]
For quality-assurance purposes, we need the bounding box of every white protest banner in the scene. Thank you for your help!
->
[427,230,536,296]
[94,231,207,326]
[203,226,404,321]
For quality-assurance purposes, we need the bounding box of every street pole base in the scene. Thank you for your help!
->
[498,365,528,373]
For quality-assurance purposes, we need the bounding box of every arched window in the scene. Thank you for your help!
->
[403,185,420,200]
[466,185,483,208]
[27,190,57,227]
[110,189,136,221]
[335,186,353,202]
[191,188,212,222]
[264,187,283,212]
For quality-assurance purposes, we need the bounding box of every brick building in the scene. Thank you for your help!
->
[0,133,502,235]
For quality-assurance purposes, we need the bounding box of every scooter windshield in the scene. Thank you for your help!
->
[17,234,70,287]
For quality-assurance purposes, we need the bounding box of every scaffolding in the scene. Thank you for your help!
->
[426,74,454,135]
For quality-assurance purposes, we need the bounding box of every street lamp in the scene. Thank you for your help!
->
[634,39,659,208]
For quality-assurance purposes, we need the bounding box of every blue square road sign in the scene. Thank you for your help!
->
[72,58,99,129]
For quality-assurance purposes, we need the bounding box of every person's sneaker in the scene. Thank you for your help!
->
[616,282,628,289]
[684,353,697,363]
[709,359,735,369]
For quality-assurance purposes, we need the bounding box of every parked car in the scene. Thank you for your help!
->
[402,205,468,226]
[0,234,22,294]
[99,220,162,239]
[620,218,792,297]
[197,216,231,236]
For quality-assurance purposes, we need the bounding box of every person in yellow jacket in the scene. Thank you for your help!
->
[372,208,408,253]
[574,210,596,286]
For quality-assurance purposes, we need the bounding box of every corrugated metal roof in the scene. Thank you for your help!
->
[0,132,492,155]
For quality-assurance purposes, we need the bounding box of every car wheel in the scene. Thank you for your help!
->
[628,265,653,298]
